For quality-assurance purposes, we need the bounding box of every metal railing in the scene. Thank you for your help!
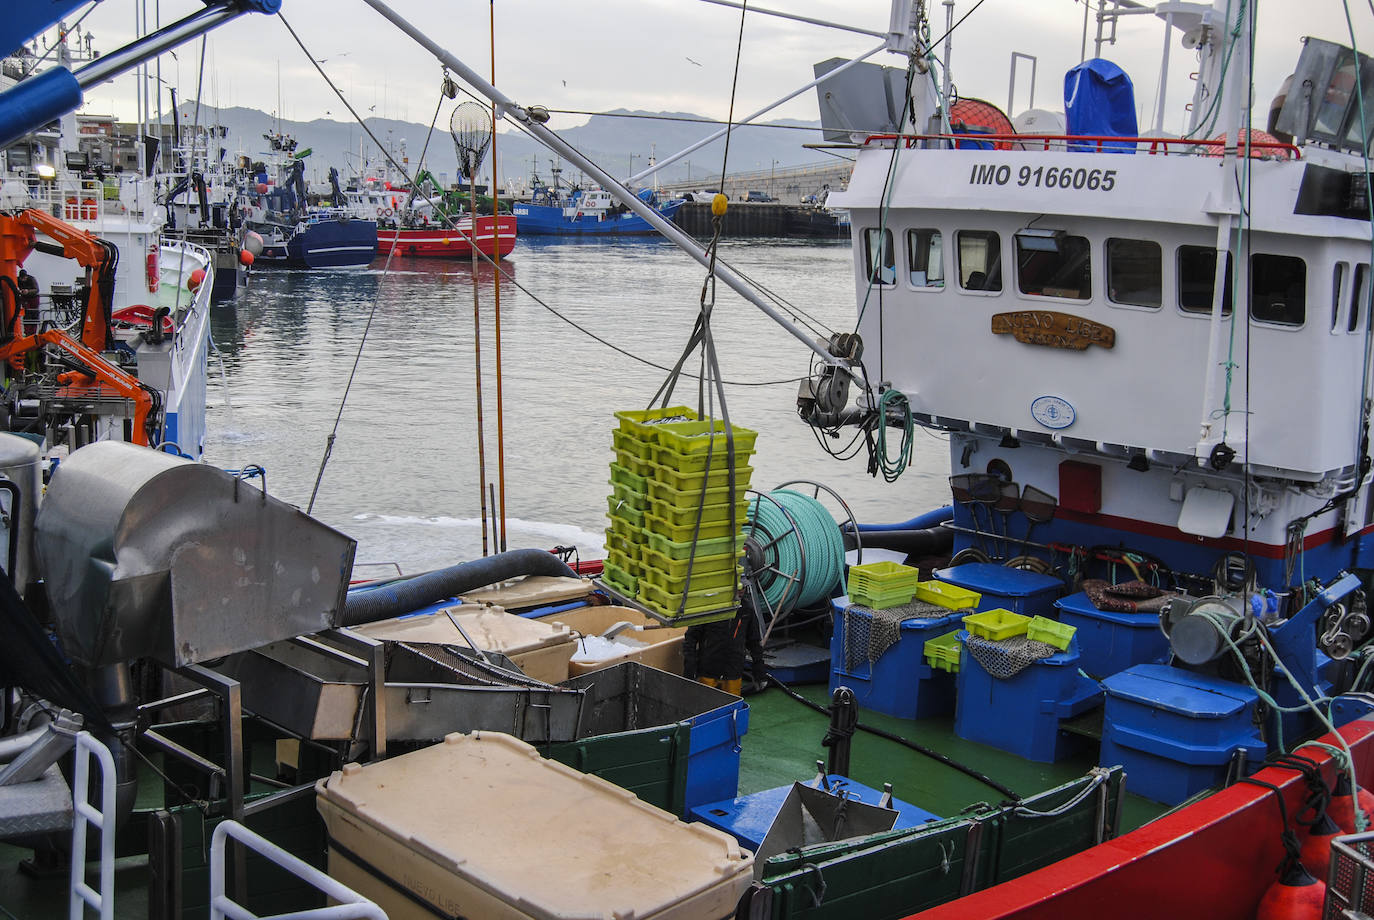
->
[69,731,116,920]
[210,820,387,920]
[862,132,1303,159]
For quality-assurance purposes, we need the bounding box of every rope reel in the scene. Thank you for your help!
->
[743,482,852,636]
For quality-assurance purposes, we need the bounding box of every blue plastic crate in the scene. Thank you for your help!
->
[1099,664,1266,805]
[1054,591,1171,679]
[684,695,750,813]
[689,777,942,851]
[954,631,1102,763]
[829,597,965,719]
[933,563,1064,617]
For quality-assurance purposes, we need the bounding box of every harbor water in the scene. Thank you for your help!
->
[205,237,951,573]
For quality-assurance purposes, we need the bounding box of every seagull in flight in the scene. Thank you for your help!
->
[686,56,702,66]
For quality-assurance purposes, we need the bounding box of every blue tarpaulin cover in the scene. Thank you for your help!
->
[4,1,87,59]
[1064,59,1138,152]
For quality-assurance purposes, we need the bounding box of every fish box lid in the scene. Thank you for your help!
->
[1101,663,1258,718]
[316,732,753,919]
[934,563,1063,598]
[353,605,573,655]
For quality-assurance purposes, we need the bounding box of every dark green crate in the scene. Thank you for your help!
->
[543,722,691,817]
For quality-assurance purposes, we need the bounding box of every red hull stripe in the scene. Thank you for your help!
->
[910,719,1374,920]
[1053,506,1351,560]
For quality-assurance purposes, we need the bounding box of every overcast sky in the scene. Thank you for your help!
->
[59,0,1371,142]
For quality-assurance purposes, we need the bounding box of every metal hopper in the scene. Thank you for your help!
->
[35,441,356,668]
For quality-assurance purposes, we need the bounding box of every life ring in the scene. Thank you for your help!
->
[380,207,394,218]
[113,304,174,334]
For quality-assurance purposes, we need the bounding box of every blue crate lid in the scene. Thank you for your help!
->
[1101,663,1258,719]
[934,563,1063,598]
[1055,590,1163,626]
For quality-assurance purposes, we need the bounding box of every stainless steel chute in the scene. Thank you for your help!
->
[35,442,356,668]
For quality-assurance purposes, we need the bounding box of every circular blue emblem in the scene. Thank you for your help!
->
[1030,396,1076,430]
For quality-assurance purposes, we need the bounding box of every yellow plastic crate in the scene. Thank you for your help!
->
[613,406,699,438]
[606,495,645,529]
[606,546,640,573]
[914,580,982,611]
[848,561,922,596]
[611,428,656,461]
[639,581,739,621]
[646,477,745,510]
[653,420,759,456]
[647,497,750,530]
[639,562,741,594]
[643,512,745,544]
[609,462,648,494]
[641,545,742,580]
[924,630,962,673]
[653,444,757,475]
[605,515,642,542]
[612,449,654,478]
[609,481,648,513]
[1026,616,1076,651]
[644,530,744,561]
[601,559,638,598]
[645,460,754,494]
[848,585,918,610]
[963,609,1030,641]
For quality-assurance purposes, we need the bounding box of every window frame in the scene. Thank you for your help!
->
[956,229,1004,295]
[863,227,896,287]
[1248,252,1307,329]
[1177,245,1235,318]
[905,227,945,291]
[1014,231,1093,301]
[1105,237,1163,311]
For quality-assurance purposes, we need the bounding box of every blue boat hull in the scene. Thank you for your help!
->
[512,200,683,235]
[253,217,378,268]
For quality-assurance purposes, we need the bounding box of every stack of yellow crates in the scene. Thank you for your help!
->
[605,407,757,623]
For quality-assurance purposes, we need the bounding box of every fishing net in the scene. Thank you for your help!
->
[965,633,1059,679]
[449,101,492,180]
[841,599,952,671]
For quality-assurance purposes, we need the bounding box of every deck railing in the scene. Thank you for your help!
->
[863,133,1302,159]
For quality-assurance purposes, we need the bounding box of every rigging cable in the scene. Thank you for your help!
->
[767,676,1022,801]
[283,15,815,389]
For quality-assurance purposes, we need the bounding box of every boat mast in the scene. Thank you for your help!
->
[357,0,862,377]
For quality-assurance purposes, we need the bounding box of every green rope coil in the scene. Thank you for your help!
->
[747,489,846,611]
[876,388,914,482]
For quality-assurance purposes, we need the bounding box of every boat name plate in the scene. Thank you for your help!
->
[991,311,1115,351]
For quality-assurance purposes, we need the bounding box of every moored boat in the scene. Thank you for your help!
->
[514,185,685,235]
[376,214,517,259]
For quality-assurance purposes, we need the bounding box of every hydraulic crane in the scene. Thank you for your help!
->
[0,208,159,446]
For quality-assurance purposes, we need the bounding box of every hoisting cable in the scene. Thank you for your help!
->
[286,13,448,512]
[768,676,1022,801]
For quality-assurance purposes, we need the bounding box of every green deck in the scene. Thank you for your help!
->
[0,680,1164,919]
[738,682,1161,833]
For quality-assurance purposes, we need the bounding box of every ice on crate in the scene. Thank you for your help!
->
[571,634,650,663]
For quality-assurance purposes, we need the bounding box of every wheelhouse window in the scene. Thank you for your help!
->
[1353,264,1371,333]
[907,229,944,288]
[1333,263,1348,332]
[865,228,895,285]
[957,231,1002,292]
[1178,246,1234,315]
[1015,231,1091,300]
[1250,254,1306,326]
[1106,238,1162,308]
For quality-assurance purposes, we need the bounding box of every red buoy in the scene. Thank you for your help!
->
[1328,774,1374,833]
[238,249,254,267]
[1256,862,1326,920]
[1298,813,1341,882]
[187,268,206,292]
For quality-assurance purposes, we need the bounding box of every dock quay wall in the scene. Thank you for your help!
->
[673,202,848,239]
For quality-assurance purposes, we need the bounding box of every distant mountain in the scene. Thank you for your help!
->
[175,104,826,190]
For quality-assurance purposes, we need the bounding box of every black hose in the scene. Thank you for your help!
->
[842,526,953,558]
[767,675,1023,802]
[340,548,578,626]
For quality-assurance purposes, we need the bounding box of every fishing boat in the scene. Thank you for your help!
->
[236,131,378,268]
[1,0,1373,918]
[513,184,686,235]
